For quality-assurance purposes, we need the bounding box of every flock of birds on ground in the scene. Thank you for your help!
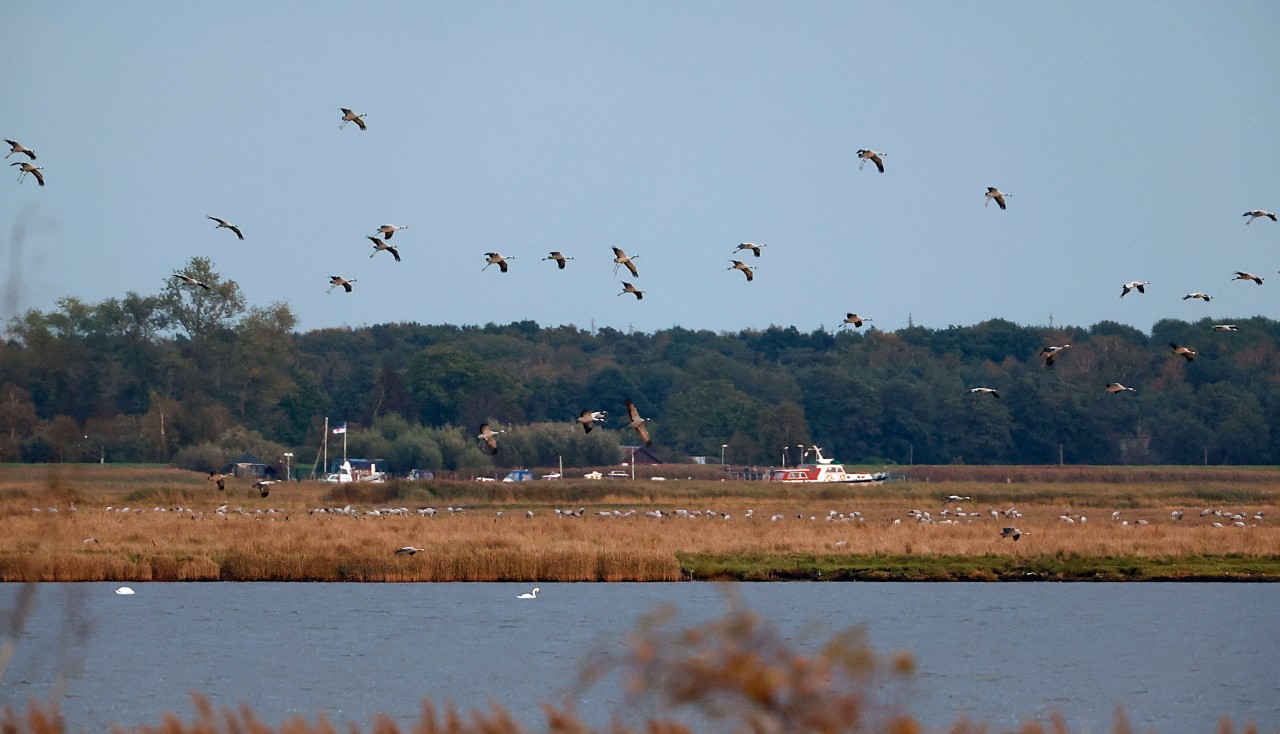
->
[34,493,1267,558]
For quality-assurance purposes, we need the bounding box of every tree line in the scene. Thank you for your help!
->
[4,258,1280,472]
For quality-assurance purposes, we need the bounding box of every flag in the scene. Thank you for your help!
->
[332,424,347,435]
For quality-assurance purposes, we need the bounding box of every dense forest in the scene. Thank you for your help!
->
[5,258,1280,473]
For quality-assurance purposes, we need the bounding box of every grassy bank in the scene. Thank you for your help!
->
[0,464,1277,582]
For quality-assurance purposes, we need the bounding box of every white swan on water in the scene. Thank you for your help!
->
[115,587,135,595]
[516,587,540,599]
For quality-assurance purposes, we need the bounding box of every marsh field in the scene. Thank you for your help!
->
[1,463,1277,583]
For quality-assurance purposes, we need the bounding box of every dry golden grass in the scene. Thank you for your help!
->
[0,464,1276,582]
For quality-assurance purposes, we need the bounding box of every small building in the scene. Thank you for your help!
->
[621,446,662,465]
[223,453,278,479]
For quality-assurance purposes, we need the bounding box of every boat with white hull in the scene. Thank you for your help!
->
[768,445,887,484]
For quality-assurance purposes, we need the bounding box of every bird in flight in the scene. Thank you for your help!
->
[208,472,227,491]
[4,140,35,160]
[969,387,1000,398]
[1040,345,1070,368]
[1233,271,1264,285]
[543,251,573,269]
[11,162,43,186]
[1120,281,1148,298]
[1170,343,1197,362]
[254,479,276,497]
[840,313,872,329]
[612,247,640,278]
[1243,210,1276,224]
[984,187,1010,209]
[624,398,652,446]
[340,108,367,130]
[367,236,401,262]
[483,252,514,273]
[1105,383,1135,394]
[327,276,356,293]
[576,410,607,433]
[208,216,244,240]
[1212,324,1238,332]
[999,526,1025,541]
[856,149,885,173]
[733,242,766,257]
[376,224,407,239]
[1182,293,1211,302]
[395,546,424,556]
[618,282,645,300]
[476,423,502,454]
[174,273,211,290]
[728,260,754,282]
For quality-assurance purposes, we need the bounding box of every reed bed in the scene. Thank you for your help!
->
[0,465,1276,581]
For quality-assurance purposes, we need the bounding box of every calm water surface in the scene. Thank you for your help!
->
[1,583,1276,734]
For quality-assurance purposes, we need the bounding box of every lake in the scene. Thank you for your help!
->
[1,583,1276,733]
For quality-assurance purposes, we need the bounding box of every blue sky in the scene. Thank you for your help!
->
[4,2,1279,335]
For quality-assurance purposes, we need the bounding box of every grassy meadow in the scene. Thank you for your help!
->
[0,463,1277,582]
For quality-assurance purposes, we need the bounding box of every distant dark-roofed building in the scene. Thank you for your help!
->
[621,446,662,465]
[223,453,278,478]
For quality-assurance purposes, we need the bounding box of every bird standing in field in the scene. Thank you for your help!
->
[1182,293,1212,302]
[1040,345,1070,368]
[840,313,872,329]
[476,423,502,454]
[339,108,367,130]
[1233,271,1264,285]
[543,251,573,269]
[624,398,652,446]
[11,162,43,186]
[612,247,640,278]
[733,242,766,257]
[618,282,645,300]
[5,140,35,160]
[1170,343,1197,362]
[376,224,407,239]
[208,216,244,240]
[483,252,514,272]
[728,260,754,281]
[984,187,1010,209]
[576,410,607,433]
[1105,383,1135,394]
[327,276,356,293]
[1120,281,1148,298]
[1243,210,1276,224]
[174,273,211,291]
[856,149,885,173]
[367,236,400,262]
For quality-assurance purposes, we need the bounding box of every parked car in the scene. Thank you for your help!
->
[607,470,630,479]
